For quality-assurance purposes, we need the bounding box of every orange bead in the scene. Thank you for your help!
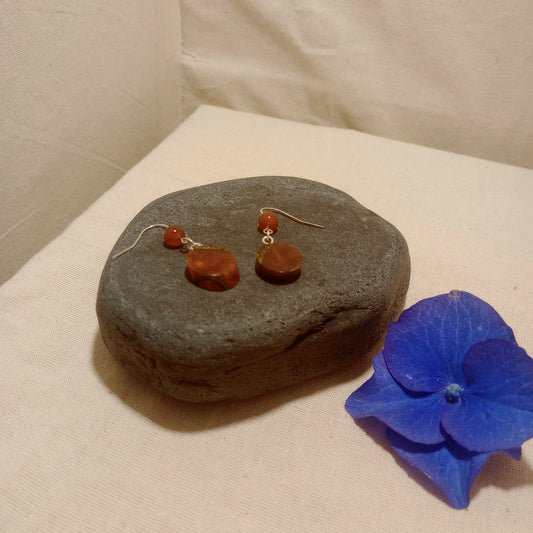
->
[255,242,303,283]
[186,246,240,291]
[163,225,186,248]
[258,212,279,233]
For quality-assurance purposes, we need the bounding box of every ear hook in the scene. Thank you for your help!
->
[113,224,169,259]
[112,224,203,260]
[259,207,324,229]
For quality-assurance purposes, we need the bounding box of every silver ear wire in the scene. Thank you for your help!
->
[112,224,169,259]
[259,207,324,229]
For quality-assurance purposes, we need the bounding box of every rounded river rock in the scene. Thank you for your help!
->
[96,176,410,401]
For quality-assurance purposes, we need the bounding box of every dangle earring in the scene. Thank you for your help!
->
[112,224,240,291]
[256,208,324,283]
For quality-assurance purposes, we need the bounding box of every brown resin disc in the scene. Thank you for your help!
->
[255,242,303,283]
[186,246,240,291]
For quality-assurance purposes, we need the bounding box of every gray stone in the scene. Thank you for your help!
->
[96,176,410,401]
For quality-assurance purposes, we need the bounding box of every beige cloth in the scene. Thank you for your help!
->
[4,1,533,284]
[1,1,182,283]
[2,106,532,531]
[181,1,533,169]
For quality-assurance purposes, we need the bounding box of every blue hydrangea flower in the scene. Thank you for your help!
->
[345,291,533,509]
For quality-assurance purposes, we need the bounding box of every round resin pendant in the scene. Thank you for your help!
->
[255,242,303,283]
[186,246,240,291]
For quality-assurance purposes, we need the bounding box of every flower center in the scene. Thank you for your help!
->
[445,383,463,403]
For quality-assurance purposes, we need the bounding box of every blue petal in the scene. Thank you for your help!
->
[441,339,533,452]
[502,447,522,461]
[386,428,494,509]
[384,291,516,393]
[346,353,447,444]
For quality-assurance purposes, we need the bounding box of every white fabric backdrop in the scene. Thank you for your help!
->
[0,0,182,283]
[181,1,533,169]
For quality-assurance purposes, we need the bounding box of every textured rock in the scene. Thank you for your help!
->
[96,176,410,401]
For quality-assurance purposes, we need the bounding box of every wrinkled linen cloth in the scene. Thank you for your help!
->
[2,106,532,532]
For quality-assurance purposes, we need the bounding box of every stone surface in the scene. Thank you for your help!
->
[96,176,410,401]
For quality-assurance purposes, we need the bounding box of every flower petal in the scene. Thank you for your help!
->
[441,339,533,452]
[386,428,494,509]
[345,352,447,444]
[502,447,522,461]
[384,291,516,392]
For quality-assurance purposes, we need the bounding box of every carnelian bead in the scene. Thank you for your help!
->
[163,225,186,248]
[186,246,240,291]
[255,242,303,283]
[258,212,279,233]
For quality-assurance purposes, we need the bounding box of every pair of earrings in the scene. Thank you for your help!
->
[112,207,324,292]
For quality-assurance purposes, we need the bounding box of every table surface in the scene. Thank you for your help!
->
[2,106,532,532]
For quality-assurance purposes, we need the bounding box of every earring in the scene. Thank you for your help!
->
[112,224,240,292]
[256,208,324,283]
